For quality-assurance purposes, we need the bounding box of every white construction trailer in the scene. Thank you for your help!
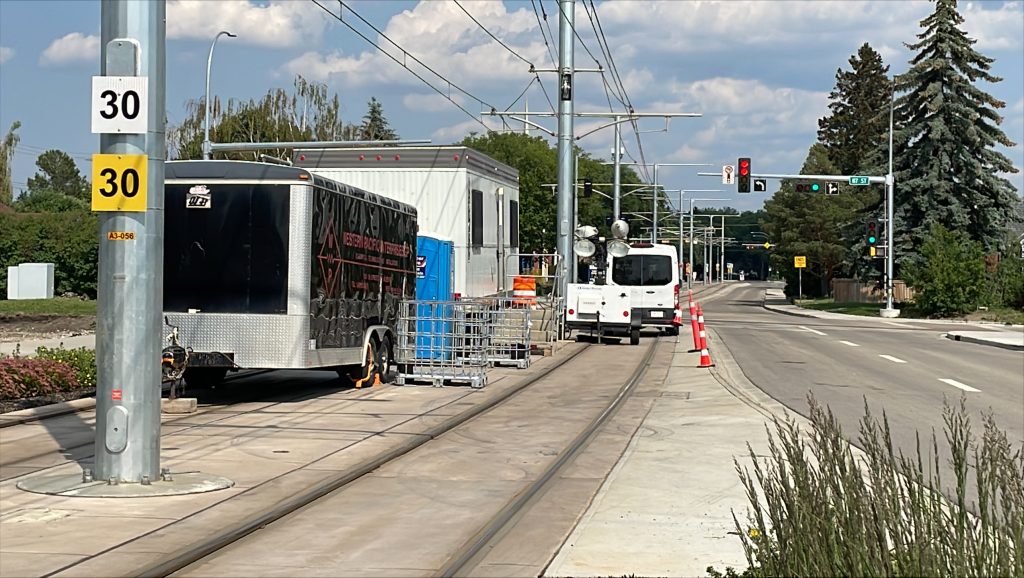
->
[294,146,520,298]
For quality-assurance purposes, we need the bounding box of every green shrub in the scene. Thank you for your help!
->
[731,396,1024,577]
[904,224,987,317]
[0,211,99,298]
[0,356,80,400]
[34,346,96,390]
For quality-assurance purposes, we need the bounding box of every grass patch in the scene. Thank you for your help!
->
[797,298,1024,324]
[0,298,96,316]
[795,298,882,317]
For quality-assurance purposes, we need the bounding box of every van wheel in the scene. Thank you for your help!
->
[629,328,640,346]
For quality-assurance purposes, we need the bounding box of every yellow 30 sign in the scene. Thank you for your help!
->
[92,154,147,212]
[794,256,807,268]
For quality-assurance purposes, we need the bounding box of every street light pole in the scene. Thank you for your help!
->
[680,191,724,290]
[203,30,236,160]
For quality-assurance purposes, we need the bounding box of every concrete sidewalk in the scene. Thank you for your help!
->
[761,288,1024,351]
[545,328,795,577]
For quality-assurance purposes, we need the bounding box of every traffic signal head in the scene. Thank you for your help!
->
[737,157,751,193]
[583,178,593,197]
[795,182,821,193]
[866,219,879,246]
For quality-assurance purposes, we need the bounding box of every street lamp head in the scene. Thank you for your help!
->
[221,31,237,38]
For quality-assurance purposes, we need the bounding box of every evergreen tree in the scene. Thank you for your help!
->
[26,149,89,201]
[893,0,1019,267]
[0,120,20,205]
[359,97,398,141]
[818,43,892,176]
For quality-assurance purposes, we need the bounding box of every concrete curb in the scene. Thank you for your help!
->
[0,396,96,428]
[762,301,822,319]
[944,332,1024,352]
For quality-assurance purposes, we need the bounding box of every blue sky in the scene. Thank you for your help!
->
[1,0,1021,214]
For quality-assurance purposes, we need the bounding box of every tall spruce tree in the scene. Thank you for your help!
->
[818,43,892,176]
[359,97,397,141]
[892,0,1019,266]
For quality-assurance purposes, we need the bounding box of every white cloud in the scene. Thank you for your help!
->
[962,1,1024,51]
[280,1,545,92]
[403,92,466,113]
[39,33,99,66]
[167,0,327,48]
[0,47,13,64]
[1012,98,1024,114]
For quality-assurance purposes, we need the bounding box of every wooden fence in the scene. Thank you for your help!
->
[832,278,916,303]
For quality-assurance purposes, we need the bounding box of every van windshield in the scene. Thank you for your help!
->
[612,254,673,286]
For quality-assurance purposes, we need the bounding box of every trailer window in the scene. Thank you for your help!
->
[471,189,483,246]
[612,255,673,286]
[509,200,519,248]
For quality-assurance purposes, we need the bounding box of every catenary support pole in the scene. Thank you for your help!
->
[555,0,575,301]
[94,0,165,483]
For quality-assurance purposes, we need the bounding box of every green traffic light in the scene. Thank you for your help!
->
[868,236,876,244]
[811,183,820,192]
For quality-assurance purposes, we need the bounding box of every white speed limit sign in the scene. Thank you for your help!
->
[91,76,149,134]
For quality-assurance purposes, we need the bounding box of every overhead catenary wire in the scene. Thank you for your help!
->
[587,0,651,182]
[312,0,504,133]
[454,0,556,115]
[532,0,559,68]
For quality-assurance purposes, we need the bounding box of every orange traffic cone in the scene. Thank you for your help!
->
[697,304,708,350]
[689,301,701,352]
[698,346,715,368]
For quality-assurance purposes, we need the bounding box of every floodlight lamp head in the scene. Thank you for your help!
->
[607,239,630,258]
[573,239,596,258]
[610,219,629,239]
[575,225,598,240]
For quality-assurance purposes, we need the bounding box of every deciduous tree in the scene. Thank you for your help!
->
[26,149,89,201]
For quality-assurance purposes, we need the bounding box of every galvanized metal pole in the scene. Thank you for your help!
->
[202,31,234,160]
[555,0,575,299]
[94,0,165,483]
[678,191,685,276]
[688,197,694,290]
[885,79,896,312]
[613,118,621,219]
[720,216,726,283]
[651,164,658,242]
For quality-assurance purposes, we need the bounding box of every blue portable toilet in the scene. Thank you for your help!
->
[415,234,454,359]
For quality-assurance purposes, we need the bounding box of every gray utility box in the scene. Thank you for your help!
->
[7,263,55,300]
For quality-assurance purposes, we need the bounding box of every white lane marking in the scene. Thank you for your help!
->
[879,354,907,364]
[939,378,981,393]
[839,340,860,347]
[799,325,827,336]
[883,321,904,327]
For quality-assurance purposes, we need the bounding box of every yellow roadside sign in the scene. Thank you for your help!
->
[92,154,147,212]
[794,256,806,268]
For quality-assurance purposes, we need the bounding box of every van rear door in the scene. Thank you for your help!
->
[610,251,676,323]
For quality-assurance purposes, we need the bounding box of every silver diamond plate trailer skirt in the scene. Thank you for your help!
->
[164,183,363,370]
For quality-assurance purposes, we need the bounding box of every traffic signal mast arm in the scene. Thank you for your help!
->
[698,172,886,184]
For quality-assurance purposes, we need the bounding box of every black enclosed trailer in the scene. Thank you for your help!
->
[162,160,417,386]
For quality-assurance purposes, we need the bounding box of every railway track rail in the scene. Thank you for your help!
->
[147,338,661,578]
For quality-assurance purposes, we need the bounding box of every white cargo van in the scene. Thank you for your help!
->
[607,243,681,335]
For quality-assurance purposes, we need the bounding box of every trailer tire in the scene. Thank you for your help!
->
[378,335,393,384]
[629,328,640,346]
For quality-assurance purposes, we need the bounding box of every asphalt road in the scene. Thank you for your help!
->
[703,282,1023,475]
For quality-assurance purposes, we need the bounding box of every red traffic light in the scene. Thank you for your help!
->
[738,158,750,176]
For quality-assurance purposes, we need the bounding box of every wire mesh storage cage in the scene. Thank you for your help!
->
[394,300,491,388]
